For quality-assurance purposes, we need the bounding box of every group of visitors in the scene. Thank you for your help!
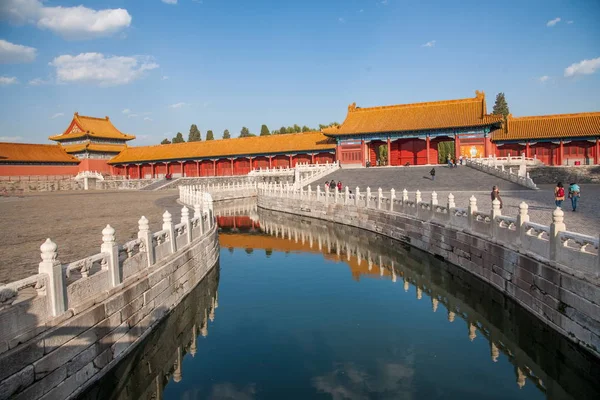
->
[446,155,463,168]
[325,180,344,192]
[554,182,581,212]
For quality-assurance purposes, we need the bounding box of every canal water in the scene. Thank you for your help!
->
[80,200,600,400]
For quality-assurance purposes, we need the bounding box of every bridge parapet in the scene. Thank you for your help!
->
[466,155,539,189]
[0,196,218,399]
[257,183,600,356]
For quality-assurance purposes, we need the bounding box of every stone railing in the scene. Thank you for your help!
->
[0,197,219,400]
[470,154,541,167]
[257,183,600,356]
[248,161,340,188]
[466,157,538,189]
[179,181,258,203]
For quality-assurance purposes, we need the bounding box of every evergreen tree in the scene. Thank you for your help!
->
[301,125,311,132]
[161,138,171,145]
[172,132,185,143]
[223,129,231,139]
[206,130,214,140]
[279,126,287,134]
[286,126,294,134]
[240,127,250,137]
[492,93,510,117]
[293,124,301,133]
[188,124,201,142]
[260,124,270,136]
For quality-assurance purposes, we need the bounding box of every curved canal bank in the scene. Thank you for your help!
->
[78,204,600,399]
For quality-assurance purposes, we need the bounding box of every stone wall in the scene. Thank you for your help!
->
[0,179,83,193]
[528,165,600,184]
[96,179,155,190]
[0,204,220,399]
[257,189,600,358]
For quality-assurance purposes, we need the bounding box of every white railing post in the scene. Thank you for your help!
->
[366,187,371,208]
[182,206,192,245]
[325,186,329,204]
[334,187,339,204]
[308,185,312,200]
[447,193,455,210]
[491,199,502,238]
[163,211,177,253]
[377,188,383,209]
[402,189,408,204]
[431,191,438,207]
[317,185,321,202]
[102,225,121,287]
[194,203,204,235]
[516,202,529,246]
[468,196,478,230]
[345,186,349,205]
[390,188,395,211]
[355,187,360,206]
[38,238,67,316]
[550,208,566,261]
[138,216,155,268]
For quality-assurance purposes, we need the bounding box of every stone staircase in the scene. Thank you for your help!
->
[313,166,528,192]
[140,178,180,191]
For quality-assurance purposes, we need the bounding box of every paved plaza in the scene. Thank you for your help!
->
[0,190,181,284]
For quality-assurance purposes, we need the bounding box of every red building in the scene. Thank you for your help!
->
[49,113,135,174]
[0,142,80,177]
[492,113,600,166]
[108,131,336,178]
[323,91,503,166]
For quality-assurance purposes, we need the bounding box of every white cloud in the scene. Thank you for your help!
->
[422,40,436,47]
[144,117,153,121]
[162,0,178,4]
[162,75,169,80]
[567,20,574,24]
[546,17,561,27]
[50,112,64,119]
[359,9,364,13]
[564,57,600,77]
[122,108,131,114]
[127,113,138,118]
[28,77,50,86]
[49,53,159,86]
[169,102,187,109]
[0,39,36,63]
[380,0,389,5]
[538,75,549,83]
[338,17,345,23]
[0,136,23,142]
[0,0,131,39]
[0,76,18,85]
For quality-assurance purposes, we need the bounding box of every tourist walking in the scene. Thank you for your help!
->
[491,185,503,209]
[324,181,329,190]
[568,182,581,212]
[554,182,565,208]
[430,168,436,181]
[459,155,463,165]
[337,181,342,192]
[447,155,452,167]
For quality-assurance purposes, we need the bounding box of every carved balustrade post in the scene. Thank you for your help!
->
[138,216,155,268]
[390,188,395,211]
[402,188,408,204]
[377,188,383,209]
[491,199,502,238]
[308,185,312,201]
[355,187,360,206]
[345,186,349,205]
[194,204,204,235]
[468,196,478,230]
[550,207,566,261]
[334,187,339,204]
[38,238,67,316]
[325,186,329,205]
[516,202,529,247]
[182,206,192,245]
[447,193,455,210]
[163,211,177,253]
[316,185,321,202]
[366,187,371,208]
[102,224,121,287]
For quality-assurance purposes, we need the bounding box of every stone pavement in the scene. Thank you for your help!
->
[0,190,181,284]
[320,167,599,236]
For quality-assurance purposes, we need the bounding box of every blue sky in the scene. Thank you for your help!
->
[0,0,599,145]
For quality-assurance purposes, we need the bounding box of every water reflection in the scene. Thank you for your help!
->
[78,267,220,400]
[215,200,600,400]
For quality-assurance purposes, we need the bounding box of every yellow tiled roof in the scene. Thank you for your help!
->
[49,113,135,141]
[492,112,600,141]
[61,142,126,154]
[0,142,80,163]
[324,91,503,136]
[109,131,335,164]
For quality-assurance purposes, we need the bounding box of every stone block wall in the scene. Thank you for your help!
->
[257,194,600,357]
[0,179,83,193]
[528,165,600,184]
[0,218,220,400]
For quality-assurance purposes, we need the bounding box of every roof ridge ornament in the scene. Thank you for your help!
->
[348,102,357,112]
[475,90,485,99]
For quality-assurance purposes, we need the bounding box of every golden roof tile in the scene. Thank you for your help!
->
[0,142,80,163]
[109,131,335,164]
[493,112,600,141]
[324,91,503,136]
[49,113,135,141]
[61,142,127,154]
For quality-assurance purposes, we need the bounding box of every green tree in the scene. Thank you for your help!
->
[437,141,456,163]
[260,124,270,136]
[240,126,250,137]
[223,129,231,139]
[161,138,171,145]
[279,126,287,134]
[378,145,388,165]
[492,92,510,117]
[293,124,301,133]
[172,132,185,143]
[206,130,214,140]
[286,126,294,134]
[301,125,311,132]
[188,124,201,142]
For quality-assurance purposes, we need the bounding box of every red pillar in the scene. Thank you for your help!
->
[454,135,461,161]
[425,136,431,165]
[230,158,234,175]
[483,136,491,157]
[595,139,599,165]
[268,156,272,169]
[289,154,293,168]
[335,144,340,164]
[558,140,564,166]
[311,153,315,164]
[138,164,141,179]
[361,140,366,166]
[387,138,391,166]
[525,143,531,158]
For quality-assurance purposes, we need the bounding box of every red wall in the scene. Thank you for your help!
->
[315,152,334,164]
[234,158,251,174]
[391,139,433,165]
[0,164,80,177]
[254,157,269,169]
[78,159,112,174]
[496,144,524,158]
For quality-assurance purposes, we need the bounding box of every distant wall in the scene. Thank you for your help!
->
[0,164,79,177]
[528,165,600,184]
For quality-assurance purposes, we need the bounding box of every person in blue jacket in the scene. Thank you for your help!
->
[568,182,581,212]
